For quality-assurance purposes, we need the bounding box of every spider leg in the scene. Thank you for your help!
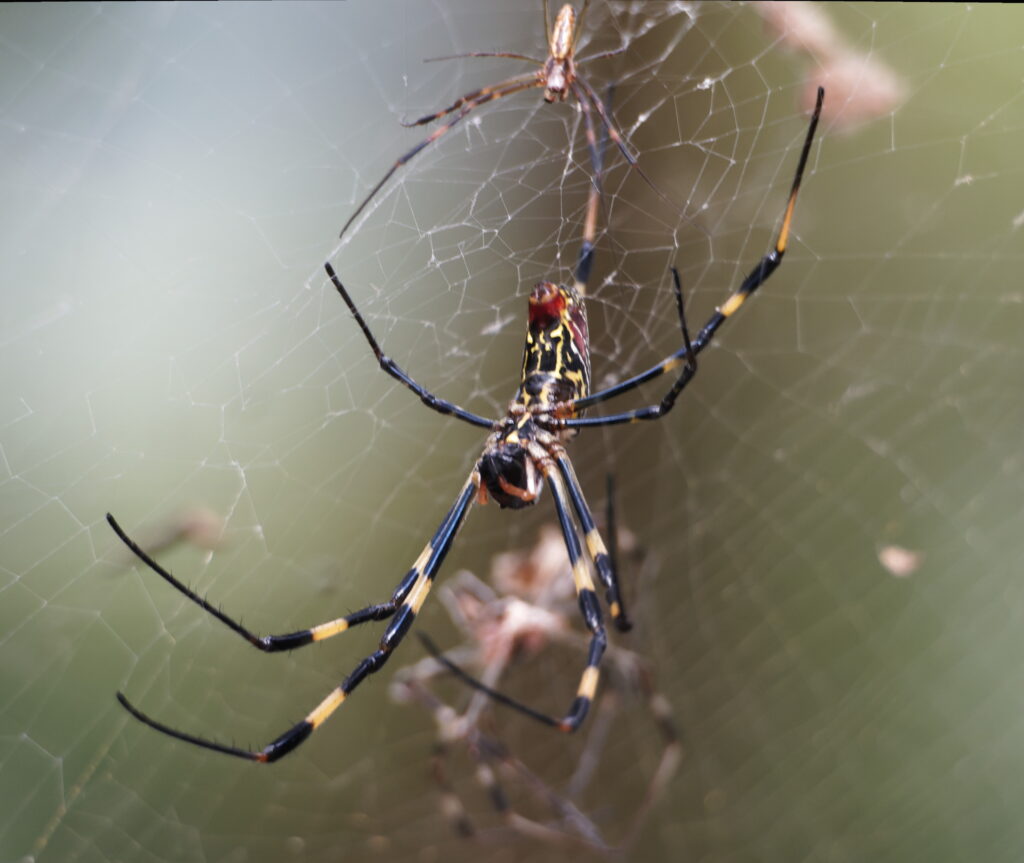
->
[116,475,480,762]
[604,474,618,597]
[418,52,542,73]
[418,463,607,733]
[572,79,606,227]
[576,45,628,64]
[573,83,613,296]
[432,740,477,837]
[555,455,631,632]
[433,675,609,845]
[564,86,825,423]
[338,76,540,239]
[400,70,540,127]
[108,513,422,651]
[390,676,479,835]
[397,666,605,844]
[573,76,679,214]
[570,0,593,54]
[618,664,683,848]
[559,267,696,428]
[325,263,495,429]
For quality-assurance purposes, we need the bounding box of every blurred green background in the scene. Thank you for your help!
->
[2,3,1022,862]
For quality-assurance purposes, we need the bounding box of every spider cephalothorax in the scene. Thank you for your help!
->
[479,440,540,510]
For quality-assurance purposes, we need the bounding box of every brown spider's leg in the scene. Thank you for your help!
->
[390,677,478,837]
[400,673,606,844]
[554,455,632,632]
[116,474,480,762]
[576,45,628,64]
[338,76,540,239]
[419,51,542,72]
[417,464,607,734]
[572,76,680,215]
[572,79,606,221]
[572,0,593,51]
[573,83,612,296]
[618,663,683,848]
[433,742,475,837]
[566,87,825,419]
[406,641,611,845]
[478,743,606,847]
[325,263,495,429]
[474,733,608,846]
[400,71,540,127]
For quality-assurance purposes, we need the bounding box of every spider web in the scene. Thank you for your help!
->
[2,2,1023,861]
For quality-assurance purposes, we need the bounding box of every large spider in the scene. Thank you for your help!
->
[108,87,823,763]
[337,0,666,240]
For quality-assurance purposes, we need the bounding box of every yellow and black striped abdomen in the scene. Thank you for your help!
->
[517,281,590,415]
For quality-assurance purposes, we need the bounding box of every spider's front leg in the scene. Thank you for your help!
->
[107,512,417,652]
[562,87,825,430]
[325,263,495,429]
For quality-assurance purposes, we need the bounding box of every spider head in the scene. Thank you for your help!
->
[479,442,542,510]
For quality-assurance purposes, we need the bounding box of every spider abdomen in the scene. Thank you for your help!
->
[520,281,590,408]
[542,4,577,102]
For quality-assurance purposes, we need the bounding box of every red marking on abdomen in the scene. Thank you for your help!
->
[528,282,566,331]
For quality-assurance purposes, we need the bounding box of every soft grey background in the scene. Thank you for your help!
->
[2,3,1022,862]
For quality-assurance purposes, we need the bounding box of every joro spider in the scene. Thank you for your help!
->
[109,87,823,763]
[337,0,666,240]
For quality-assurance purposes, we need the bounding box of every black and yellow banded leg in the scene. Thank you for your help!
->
[419,468,608,734]
[558,267,696,429]
[544,464,607,731]
[107,512,425,652]
[566,86,825,421]
[338,76,539,239]
[554,455,631,632]
[116,477,479,763]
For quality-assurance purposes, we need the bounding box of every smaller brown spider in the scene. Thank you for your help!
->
[338,1,662,239]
